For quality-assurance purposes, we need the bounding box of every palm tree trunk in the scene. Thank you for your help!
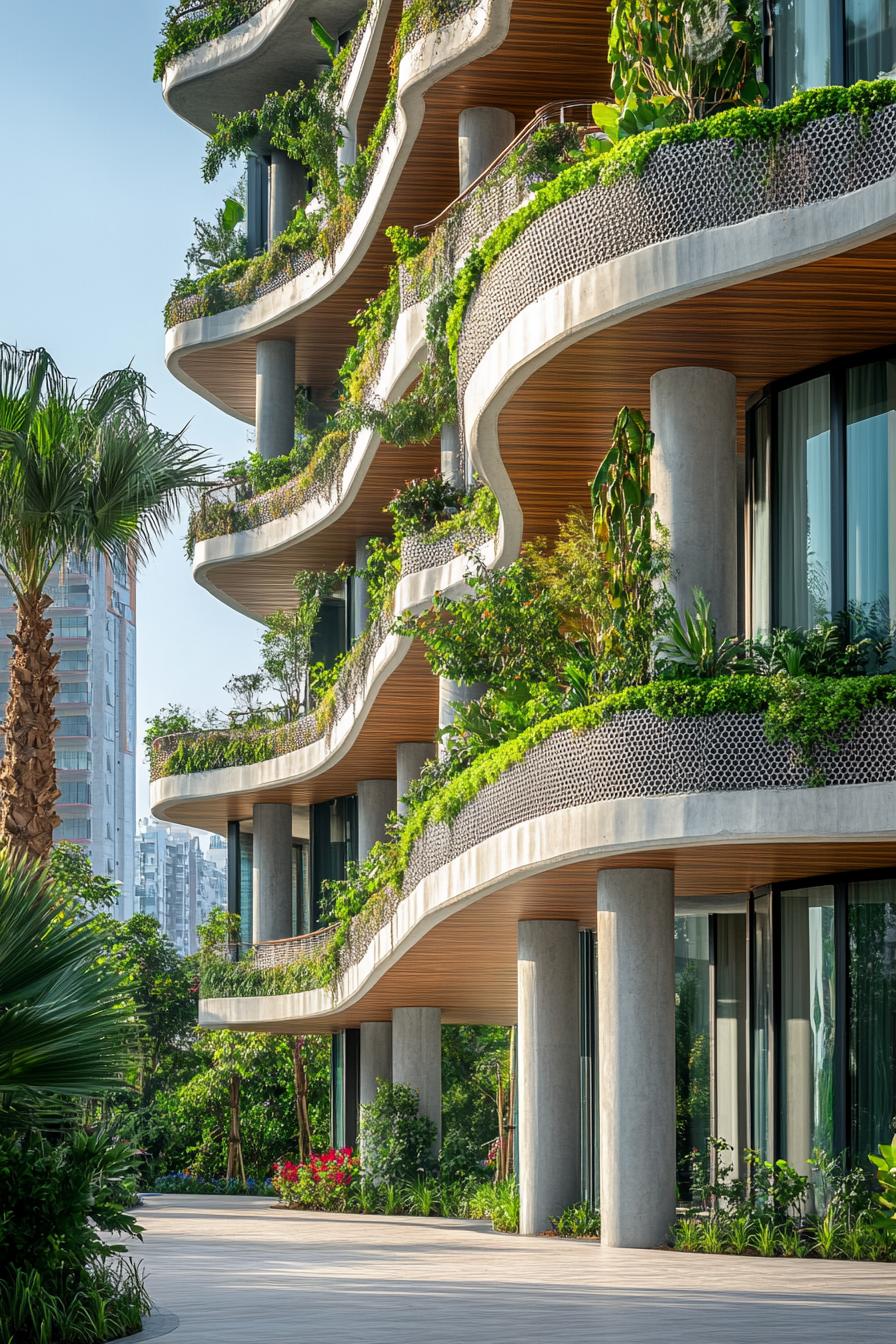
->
[0,589,60,862]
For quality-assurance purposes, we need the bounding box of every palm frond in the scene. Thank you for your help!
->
[0,847,134,1127]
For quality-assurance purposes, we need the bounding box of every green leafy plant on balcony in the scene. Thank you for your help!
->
[153,0,270,80]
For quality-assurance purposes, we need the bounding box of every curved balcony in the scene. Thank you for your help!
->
[165,0,608,422]
[452,98,896,562]
[187,107,577,619]
[149,528,497,831]
[160,0,382,134]
[199,699,896,1030]
[191,299,432,620]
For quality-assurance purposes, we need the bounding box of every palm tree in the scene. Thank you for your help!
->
[0,344,210,861]
[0,844,133,1129]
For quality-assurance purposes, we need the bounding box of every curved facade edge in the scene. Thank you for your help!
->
[150,546,480,820]
[164,0,513,413]
[197,776,896,1029]
[192,301,429,619]
[461,175,896,572]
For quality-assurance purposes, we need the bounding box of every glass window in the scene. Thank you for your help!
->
[57,817,91,840]
[750,398,772,633]
[849,878,896,1161]
[56,616,89,638]
[779,888,836,1178]
[675,916,711,1200]
[775,375,833,627]
[58,649,89,671]
[57,715,90,738]
[59,780,90,805]
[771,1,833,101]
[847,0,896,81]
[752,893,774,1158]
[846,359,896,632]
[58,682,89,703]
[57,750,90,770]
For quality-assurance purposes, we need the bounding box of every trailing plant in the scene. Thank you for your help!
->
[154,0,268,80]
[446,81,896,369]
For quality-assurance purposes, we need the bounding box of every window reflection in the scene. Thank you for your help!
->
[846,360,896,636]
[775,375,832,628]
[771,0,832,101]
[847,0,896,82]
[849,879,896,1161]
[779,888,836,1180]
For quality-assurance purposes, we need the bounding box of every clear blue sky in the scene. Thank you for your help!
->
[1,1,260,824]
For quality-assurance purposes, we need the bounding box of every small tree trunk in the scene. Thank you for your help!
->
[226,1073,246,1186]
[0,589,60,862]
[292,1036,313,1162]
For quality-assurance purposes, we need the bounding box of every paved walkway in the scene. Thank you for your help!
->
[132,1195,895,1343]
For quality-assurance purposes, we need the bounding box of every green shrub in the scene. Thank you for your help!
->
[551,1202,601,1239]
[468,1177,520,1233]
[359,1081,437,1185]
[0,1127,149,1343]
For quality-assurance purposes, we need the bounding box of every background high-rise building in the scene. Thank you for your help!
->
[134,819,227,956]
[0,554,137,916]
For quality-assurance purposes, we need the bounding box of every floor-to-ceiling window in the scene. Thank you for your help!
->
[749,874,896,1170]
[768,1,896,101]
[778,888,836,1176]
[675,917,711,1199]
[748,348,896,638]
[849,878,896,1159]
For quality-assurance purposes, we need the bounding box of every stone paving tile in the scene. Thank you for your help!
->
[131,1195,896,1343]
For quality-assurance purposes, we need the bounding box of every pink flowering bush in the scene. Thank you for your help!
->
[272,1148,360,1212]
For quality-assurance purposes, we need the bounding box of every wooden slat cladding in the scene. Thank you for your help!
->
[157,637,438,830]
[497,235,896,544]
[176,0,609,418]
[246,838,896,1031]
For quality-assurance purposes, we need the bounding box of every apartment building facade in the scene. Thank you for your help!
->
[151,1,896,1244]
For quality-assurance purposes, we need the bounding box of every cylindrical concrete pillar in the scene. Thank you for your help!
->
[650,366,738,636]
[359,1021,392,1112]
[255,340,296,460]
[441,421,463,491]
[268,150,306,242]
[251,802,293,943]
[396,742,435,816]
[392,1006,441,1150]
[337,120,357,171]
[597,868,676,1248]
[438,678,486,734]
[356,779,395,862]
[351,536,374,641]
[517,920,581,1235]
[458,106,516,192]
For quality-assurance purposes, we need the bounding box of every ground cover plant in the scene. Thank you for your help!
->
[673,1139,896,1260]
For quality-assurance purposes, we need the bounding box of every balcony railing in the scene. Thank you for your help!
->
[218,924,337,970]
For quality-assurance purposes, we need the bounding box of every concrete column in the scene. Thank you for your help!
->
[517,920,581,1235]
[441,421,463,490]
[268,150,306,242]
[458,106,516,192]
[251,802,293,942]
[359,1021,392,1109]
[438,678,486,734]
[597,868,676,1248]
[396,742,435,816]
[337,121,357,171]
[650,366,738,636]
[392,1006,441,1150]
[714,912,748,1175]
[351,536,374,641]
[255,340,295,460]
[356,778,395,862]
